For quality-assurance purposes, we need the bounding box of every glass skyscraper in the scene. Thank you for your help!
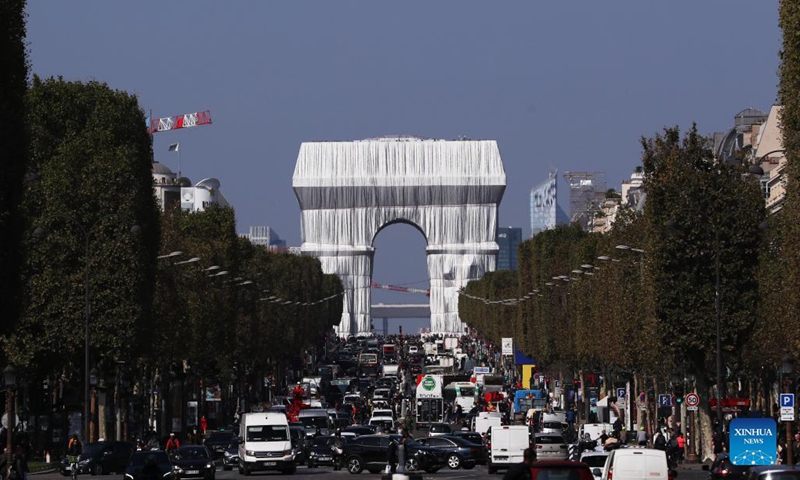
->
[496,227,522,270]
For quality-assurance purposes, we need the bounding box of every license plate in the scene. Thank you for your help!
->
[495,456,508,460]
[263,462,276,466]
[65,466,72,471]
[318,456,331,461]
[186,470,199,475]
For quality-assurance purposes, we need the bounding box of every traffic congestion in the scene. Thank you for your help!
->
[37,334,715,480]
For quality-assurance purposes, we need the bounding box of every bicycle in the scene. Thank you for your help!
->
[67,455,79,480]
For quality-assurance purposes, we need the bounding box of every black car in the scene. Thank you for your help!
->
[171,446,215,480]
[221,440,239,471]
[450,431,484,445]
[307,436,347,468]
[703,453,751,480]
[342,434,444,474]
[289,426,309,465]
[343,426,374,437]
[62,441,134,476]
[418,436,484,469]
[124,451,174,480]
[203,431,236,460]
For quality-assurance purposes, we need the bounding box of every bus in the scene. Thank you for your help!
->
[358,352,379,377]
[443,382,477,412]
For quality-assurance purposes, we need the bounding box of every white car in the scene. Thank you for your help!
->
[580,450,609,479]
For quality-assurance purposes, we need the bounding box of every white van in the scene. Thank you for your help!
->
[238,412,295,475]
[601,448,671,480]
[472,411,502,435]
[487,425,531,474]
[579,423,613,442]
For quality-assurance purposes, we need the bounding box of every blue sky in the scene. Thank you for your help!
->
[26,1,781,332]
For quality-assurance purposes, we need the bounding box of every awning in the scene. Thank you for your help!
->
[514,350,536,365]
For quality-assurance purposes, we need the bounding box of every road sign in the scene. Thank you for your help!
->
[501,337,513,356]
[685,393,700,407]
[617,388,626,399]
[658,394,672,407]
[474,366,490,374]
[781,394,795,422]
[687,406,698,411]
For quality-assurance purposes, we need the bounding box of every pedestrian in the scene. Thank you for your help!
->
[637,426,647,446]
[612,417,622,440]
[200,416,208,436]
[332,429,346,471]
[676,432,685,465]
[502,447,536,480]
[653,429,666,451]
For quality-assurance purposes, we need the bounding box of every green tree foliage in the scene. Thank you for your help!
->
[459,270,520,347]
[641,126,765,380]
[778,0,800,351]
[5,77,160,373]
[0,0,28,343]
[153,206,343,379]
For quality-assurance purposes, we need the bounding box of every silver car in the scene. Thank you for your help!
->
[534,433,569,460]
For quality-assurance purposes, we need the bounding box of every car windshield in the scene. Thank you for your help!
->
[246,425,289,442]
[581,456,607,467]
[312,437,333,447]
[300,417,328,428]
[432,425,450,432]
[81,444,106,456]
[208,432,233,442]
[129,452,171,467]
[176,447,210,459]
[544,422,565,430]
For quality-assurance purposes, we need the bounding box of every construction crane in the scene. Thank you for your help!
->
[371,280,430,297]
[147,110,212,134]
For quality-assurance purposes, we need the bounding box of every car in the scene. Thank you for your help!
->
[530,460,595,480]
[408,346,419,354]
[171,446,215,480]
[449,431,485,446]
[416,436,482,469]
[124,451,174,480]
[703,452,751,480]
[307,436,345,468]
[221,440,239,471]
[368,417,395,433]
[289,426,309,465]
[744,466,800,480]
[62,441,134,476]
[343,426,375,437]
[427,423,452,437]
[541,421,569,435]
[580,450,609,479]
[602,448,672,480]
[342,435,443,474]
[203,431,236,460]
[534,433,569,460]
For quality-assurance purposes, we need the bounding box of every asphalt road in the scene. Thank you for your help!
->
[33,462,710,480]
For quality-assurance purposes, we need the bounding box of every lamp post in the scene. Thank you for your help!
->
[782,352,795,466]
[89,367,98,443]
[34,216,141,442]
[4,364,17,464]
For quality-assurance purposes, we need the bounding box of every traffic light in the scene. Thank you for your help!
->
[674,384,685,405]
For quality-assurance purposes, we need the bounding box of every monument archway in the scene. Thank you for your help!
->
[292,136,506,336]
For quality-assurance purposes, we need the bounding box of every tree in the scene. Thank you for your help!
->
[0,0,28,345]
[778,0,800,358]
[5,77,160,374]
[641,125,765,459]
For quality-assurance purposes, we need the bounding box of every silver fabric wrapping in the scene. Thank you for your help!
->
[293,138,506,337]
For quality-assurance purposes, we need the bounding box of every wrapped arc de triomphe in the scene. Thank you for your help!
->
[292,136,506,337]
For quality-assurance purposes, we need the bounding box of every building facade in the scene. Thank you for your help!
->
[496,227,522,270]
[242,225,287,251]
[151,162,230,213]
[530,170,569,237]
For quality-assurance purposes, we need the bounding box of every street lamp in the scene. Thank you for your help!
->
[4,364,16,463]
[34,217,141,442]
[782,352,795,466]
[89,367,98,443]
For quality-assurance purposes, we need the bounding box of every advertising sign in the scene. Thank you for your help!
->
[729,418,777,465]
[416,375,443,399]
[501,338,513,356]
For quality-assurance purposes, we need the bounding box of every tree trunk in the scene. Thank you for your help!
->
[696,376,715,462]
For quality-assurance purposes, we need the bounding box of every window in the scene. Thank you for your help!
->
[246,425,289,442]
